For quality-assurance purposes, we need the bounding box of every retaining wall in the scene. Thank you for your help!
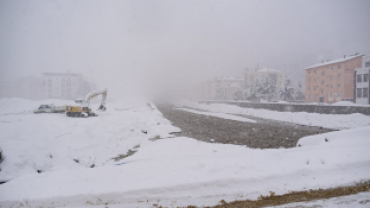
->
[198,100,370,115]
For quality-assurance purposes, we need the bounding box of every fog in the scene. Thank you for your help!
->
[1,0,370,101]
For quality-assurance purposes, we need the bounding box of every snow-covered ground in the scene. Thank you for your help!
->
[0,98,179,182]
[175,100,370,130]
[0,98,369,208]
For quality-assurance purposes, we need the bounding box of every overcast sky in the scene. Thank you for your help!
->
[1,0,370,100]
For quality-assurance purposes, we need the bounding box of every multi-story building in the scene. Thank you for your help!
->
[0,81,13,98]
[304,54,363,103]
[199,76,244,100]
[43,73,92,100]
[244,68,286,101]
[12,76,45,100]
[354,55,370,105]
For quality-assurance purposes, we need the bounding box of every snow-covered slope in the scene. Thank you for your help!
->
[0,98,179,182]
[0,124,369,207]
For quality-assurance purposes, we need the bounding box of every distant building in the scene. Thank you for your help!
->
[43,73,93,100]
[12,76,45,100]
[244,68,287,101]
[199,76,244,100]
[0,81,13,98]
[304,54,363,103]
[354,55,370,105]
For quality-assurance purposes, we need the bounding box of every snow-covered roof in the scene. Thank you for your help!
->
[256,68,281,72]
[304,54,363,70]
[212,76,243,81]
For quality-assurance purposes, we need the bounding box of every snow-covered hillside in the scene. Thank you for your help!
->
[0,98,179,182]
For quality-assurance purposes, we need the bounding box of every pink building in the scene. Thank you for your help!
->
[304,55,363,103]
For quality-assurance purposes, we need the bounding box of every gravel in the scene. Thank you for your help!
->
[158,104,333,149]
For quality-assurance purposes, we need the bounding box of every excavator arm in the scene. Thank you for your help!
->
[83,88,108,111]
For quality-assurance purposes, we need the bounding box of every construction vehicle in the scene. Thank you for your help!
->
[66,88,107,117]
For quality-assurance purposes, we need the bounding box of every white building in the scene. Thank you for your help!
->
[244,68,287,101]
[43,73,92,100]
[354,55,370,105]
[0,81,13,98]
[198,76,244,100]
[245,68,286,91]
[11,76,45,100]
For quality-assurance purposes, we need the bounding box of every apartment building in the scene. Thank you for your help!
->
[245,68,286,90]
[0,81,13,98]
[199,76,244,100]
[354,55,370,105]
[43,73,93,100]
[304,54,363,103]
[13,76,45,100]
[245,68,286,101]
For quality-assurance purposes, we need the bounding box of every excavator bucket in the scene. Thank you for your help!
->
[97,105,106,111]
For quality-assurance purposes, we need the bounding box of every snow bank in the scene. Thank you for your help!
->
[175,100,370,129]
[0,98,180,182]
[0,125,369,208]
[178,108,256,123]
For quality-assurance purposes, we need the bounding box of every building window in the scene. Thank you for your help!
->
[357,88,362,98]
[364,88,369,98]
[321,80,324,85]
[337,74,341,79]
[338,84,341,88]
[364,74,369,82]
[308,78,311,82]
[307,95,310,100]
[330,75,333,80]
[357,74,362,83]
[365,62,370,68]
[314,69,317,73]
[331,66,333,70]
[338,64,341,69]
[337,93,341,99]
[321,89,324,93]
[330,84,333,88]
[329,93,332,98]
[322,71,325,76]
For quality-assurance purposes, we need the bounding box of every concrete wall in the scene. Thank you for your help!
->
[199,100,370,115]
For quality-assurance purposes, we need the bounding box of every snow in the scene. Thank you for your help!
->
[0,98,179,182]
[0,98,369,208]
[268,191,370,208]
[256,67,281,72]
[175,100,370,129]
[177,108,256,123]
[304,54,363,70]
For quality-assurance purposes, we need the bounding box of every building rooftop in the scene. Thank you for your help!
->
[256,68,282,72]
[304,54,363,70]
[43,72,82,76]
[212,76,243,81]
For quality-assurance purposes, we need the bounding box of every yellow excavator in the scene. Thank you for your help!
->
[66,88,107,117]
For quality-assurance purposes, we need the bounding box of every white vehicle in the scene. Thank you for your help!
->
[34,104,65,114]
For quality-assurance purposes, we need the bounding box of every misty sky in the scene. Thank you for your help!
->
[1,0,370,100]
